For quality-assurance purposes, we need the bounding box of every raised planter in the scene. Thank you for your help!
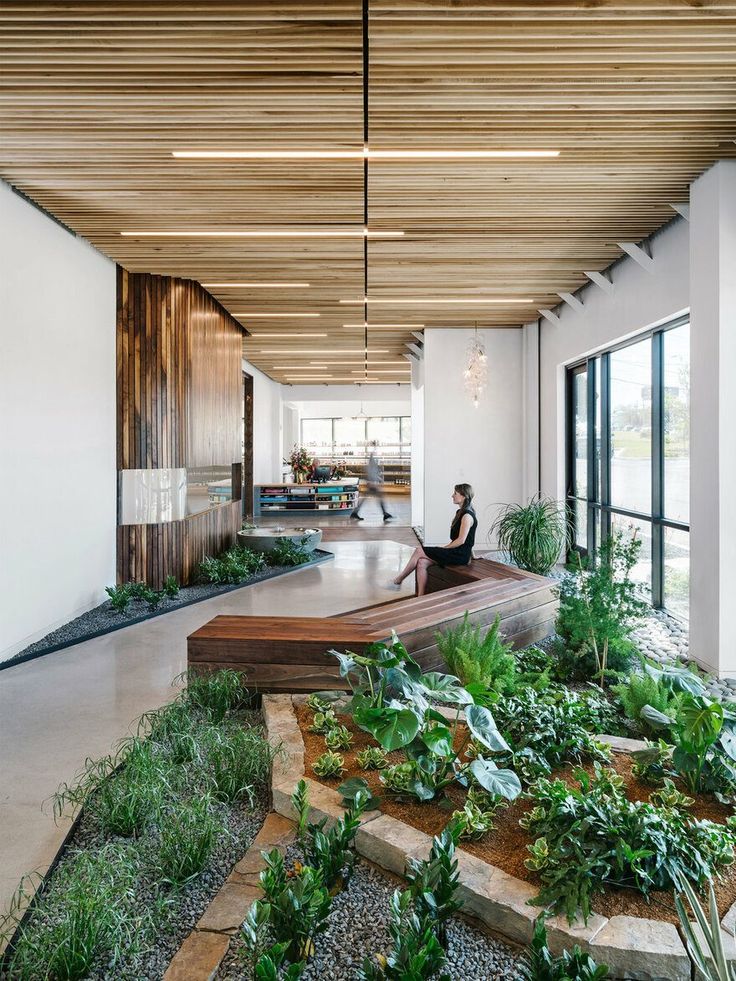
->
[261,694,719,981]
[237,526,322,554]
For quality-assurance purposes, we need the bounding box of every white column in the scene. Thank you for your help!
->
[689,160,736,677]
[521,321,540,501]
[410,358,425,529]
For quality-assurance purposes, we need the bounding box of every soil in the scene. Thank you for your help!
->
[295,704,736,926]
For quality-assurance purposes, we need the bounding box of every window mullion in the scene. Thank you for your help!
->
[652,331,665,607]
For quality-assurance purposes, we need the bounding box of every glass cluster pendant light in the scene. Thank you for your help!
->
[464,326,488,408]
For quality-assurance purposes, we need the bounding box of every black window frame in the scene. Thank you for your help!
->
[565,315,690,613]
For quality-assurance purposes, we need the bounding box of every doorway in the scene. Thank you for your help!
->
[243,372,254,519]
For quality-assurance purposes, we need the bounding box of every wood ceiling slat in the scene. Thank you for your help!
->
[1,0,735,382]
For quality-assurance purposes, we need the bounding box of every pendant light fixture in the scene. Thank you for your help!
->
[464,325,488,409]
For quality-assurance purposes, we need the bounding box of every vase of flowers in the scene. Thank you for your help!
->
[286,445,314,484]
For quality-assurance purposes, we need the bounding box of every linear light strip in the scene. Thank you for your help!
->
[202,282,310,288]
[121,228,404,238]
[233,312,320,318]
[248,332,327,338]
[254,349,390,354]
[340,297,533,305]
[343,323,425,328]
[173,149,560,160]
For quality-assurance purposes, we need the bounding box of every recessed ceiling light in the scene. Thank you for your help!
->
[342,323,426,328]
[234,312,320,318]
[351,369,410,374]
[121,228,403,239]
[248,332,327,338]
[273,365,328,370]
[173,148,560,160]
[203,282,310,288]
[340,297,533,305]
[310,361,406,365]
[256,348,389,354]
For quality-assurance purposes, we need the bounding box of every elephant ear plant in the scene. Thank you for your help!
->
[326,633,522,804]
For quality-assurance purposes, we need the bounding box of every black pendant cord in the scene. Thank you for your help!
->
[362,0,369,380]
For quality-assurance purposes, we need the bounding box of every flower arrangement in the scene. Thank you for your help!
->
[286,445,314,483]
[330,460,349,479]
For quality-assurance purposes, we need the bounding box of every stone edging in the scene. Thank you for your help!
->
[264,693,723,981]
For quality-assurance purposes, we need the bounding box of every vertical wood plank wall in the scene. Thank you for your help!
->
[116,268,244,587]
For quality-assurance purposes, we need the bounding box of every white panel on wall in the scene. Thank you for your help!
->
[0,181,117,662]
[243,359,284,485]
[423,328,523,549]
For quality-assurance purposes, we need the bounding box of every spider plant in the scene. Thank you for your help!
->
[491,496,569,576]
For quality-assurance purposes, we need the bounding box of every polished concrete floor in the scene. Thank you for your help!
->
[0,538,416,921]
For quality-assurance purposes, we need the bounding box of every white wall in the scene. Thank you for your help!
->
[410,359,425,528]
[0,182,117,662]
[243,358,283,484]
[538,218,690,502]
[423,328,524,548]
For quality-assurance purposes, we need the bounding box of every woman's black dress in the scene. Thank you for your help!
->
[423,506,478,567]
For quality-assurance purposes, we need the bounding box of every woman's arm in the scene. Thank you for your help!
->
[444,513,473,548]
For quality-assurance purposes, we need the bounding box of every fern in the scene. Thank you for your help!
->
[612,671,684,731]
[436,612,516,694]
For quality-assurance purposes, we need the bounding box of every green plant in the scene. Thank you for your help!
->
[357,746,388,770]
[309,709,339,734]
[259,850,331,963]
[105,583,132,614]
[521,763,736,923]
[650,778,694,811]
[92,741,166,836]
[202,723,275,803]
[324,724,353,751]
[451,787,507,840]
[405,825,462,946]
[676,877,736,981]
[198,544,266,585]
[267,537,312,567]
[338,776,381,811]
[555,532,649,684]
[141,585,165,611]
[492,496,569,576]
[490,684,611,783]
[515,645,556,692]
[639,694,736,797]
[612,669,685,731]
[3,846,142,981]
[254,943,305,980]
[126,580,148,600]
[182,668,249,722]
[519,915,609,980]
[306,692,333,712]
[163,574,180,598]
[436,612,516,694]
[154,795,221,885]
[312,750,345,778]
[359,888,449,981]
[291,780,367,889]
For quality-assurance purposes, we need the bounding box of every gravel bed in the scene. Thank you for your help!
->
[5,551,331,668]
[216,848,524,981]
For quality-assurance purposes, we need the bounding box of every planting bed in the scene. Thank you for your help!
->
[294,703,736,927]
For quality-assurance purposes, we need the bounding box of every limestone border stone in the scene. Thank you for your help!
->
[265,694,692,981]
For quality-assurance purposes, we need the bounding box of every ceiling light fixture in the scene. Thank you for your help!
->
[234,312,320,318]
[121,228,404,239]
[256,348,390,354]
[173,148,559,160]
[342,323,426,329]
[464,327,489,409]
[340,297,533,305]
[202,282,310,288]
[247,333,327,338]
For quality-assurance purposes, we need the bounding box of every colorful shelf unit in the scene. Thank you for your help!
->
[254,481,359,517]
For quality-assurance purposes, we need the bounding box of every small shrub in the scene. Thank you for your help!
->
[405,825,462,946]
[324,724,353,751]
[436,612,516,694]
[266,537,312,567]
[182,668,249,722]
[105,584,131,614]
[126,581,148,601]
[163,575,180,598]
[154,795,221,885]
[359,888,447,980]
[519,915,609,980]
[309,709,339,734]
[306,692,333,713]
[451,787,507,841]
[312,750,345,779]
[259,849,331,963]
[613,670,685,731]
[198,544,266,585]
[202,724,275,803]
[356,746,388,771]
[491,496,569,576]
[141,586,165,611]
[291,780,367,888]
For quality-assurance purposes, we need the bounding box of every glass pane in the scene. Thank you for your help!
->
[609,512,652,596]
[400,416,412,446]
[301,418,333,453]
[367,417,401,454]
[333,417,366,456]
[594,358,602,502]
[610,340,652,515]
[573,369,588,499]
[573,499,587,550]
[664,526,689,620]
[664,323,690,523]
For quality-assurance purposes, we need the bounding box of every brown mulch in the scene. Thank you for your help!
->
[295,704,736,925]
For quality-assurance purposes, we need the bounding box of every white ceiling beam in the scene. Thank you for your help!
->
[617,241,656,273]
[584,270,614,295]
[403,351,418,363]
[538,308,562,327]
[411,330,425,344]
[405,342,423,358]
[669,202,690,221]
[557,291,584,314]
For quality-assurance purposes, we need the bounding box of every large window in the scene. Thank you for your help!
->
[566,317,690,618]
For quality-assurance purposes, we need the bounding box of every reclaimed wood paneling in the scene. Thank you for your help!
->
[117,268,245,587]
[186,560,558,691]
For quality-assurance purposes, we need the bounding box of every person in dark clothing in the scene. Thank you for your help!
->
[390,483,477,595]
[351,443,394,521]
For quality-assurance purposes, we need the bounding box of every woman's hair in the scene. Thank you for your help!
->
[454,483,474,509]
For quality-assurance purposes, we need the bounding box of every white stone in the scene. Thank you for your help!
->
[597,734,648,753]
[453,857,538,945]
[590,916,690,981]
[355,814,433,875]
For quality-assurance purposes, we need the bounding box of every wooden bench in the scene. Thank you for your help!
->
[187,557,559,693]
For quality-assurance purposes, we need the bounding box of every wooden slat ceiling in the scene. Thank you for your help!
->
[2,1,736,385]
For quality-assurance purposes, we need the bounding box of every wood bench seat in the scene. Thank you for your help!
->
[187,553,559,693]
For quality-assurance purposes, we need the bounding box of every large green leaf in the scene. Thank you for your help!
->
[679,697,723,752]
[640,704,674,729]
[465,704,509,753]
[419,672,473,705]
[421,725,454,758]
[353,705,420,751]
[643,661,707,696]
[469,758,521,801]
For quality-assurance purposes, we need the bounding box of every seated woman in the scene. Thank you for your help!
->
[391,483,478,596]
